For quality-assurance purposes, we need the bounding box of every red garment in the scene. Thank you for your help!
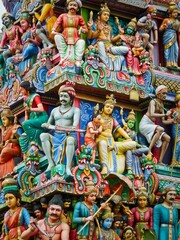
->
[128,207,153,239]
[0,125,21,178]
[4,207,26,239]
[53,14,88,45]
[1,25,22,53]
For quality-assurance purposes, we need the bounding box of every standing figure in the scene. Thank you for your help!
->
[0,13,23,61]
[52,0,88,73]
[40,81,80,175]
[21,194,70,240]
[139,85,173,165]
[84,104,102,162]
[159,2,180,69]
[19,81,48,155]
[2,176,30,240]
[137,6,158,61]
[0,107,22,179]
[128,187,153,239]
[72,179,100,240]
[95,95,136,175]
[170,90,180,163]
[87,3,129,71]
[153,183,178,240]
[93,206,121,240]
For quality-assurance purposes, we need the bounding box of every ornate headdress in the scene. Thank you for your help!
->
[126,109,136,122]
[104,94,116,106]
[101,205,114,220]
[147,5,157,13]
[84,178,98,195]
[127,18,137,30]
[168,1,178,13]
[162,183,177,195]
[20,10,32,24]
[155,85,168,95]
[2,175,20,198]
[136,186,148,198]
[58,81,76,98]
[1,106,14,119]
[2,12,14,22]
[98,3,110,15]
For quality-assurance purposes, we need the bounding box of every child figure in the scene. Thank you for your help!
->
[84,104,102,162]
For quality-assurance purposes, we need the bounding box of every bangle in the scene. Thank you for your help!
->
[82,217,86,222]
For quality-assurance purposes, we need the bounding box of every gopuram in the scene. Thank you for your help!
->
[0,0,180,239]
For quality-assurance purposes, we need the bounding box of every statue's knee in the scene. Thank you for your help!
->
[66,136,75,145]
[98,140,107,148]
[40,133,49,142]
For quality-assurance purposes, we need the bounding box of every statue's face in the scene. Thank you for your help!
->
[67,1,79,13]
[85,192,97,205]
[93,114,101,124]
[124,229,134,240]
[20,19,29,31]
[102,218,113,230]
[157,90,167,101]
[2,16,12,27]
[48,204,62,220]
[100,11,110,23]
[113,220,121,228]
[113,204,121,214]
[137,195,148,208]
[59,92,71,106]
[171,9,178,19]
[5,193,19,210]
[165,190,177,205]
[1,116,11,127]
[127,119,135,130]
[126,27,134,35]
[103,103,114,115]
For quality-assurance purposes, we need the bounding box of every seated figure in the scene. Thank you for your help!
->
[96,95,136,175]
[19,81,48,155]
[0,13,23,61]
[6,10,42,77]
[35,0,58,48]
[0,107,22,179]
[87,3,129,72]
[40,81,80,176]
[51,0,88,74]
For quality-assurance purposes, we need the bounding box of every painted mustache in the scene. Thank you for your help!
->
[49,213,58,217]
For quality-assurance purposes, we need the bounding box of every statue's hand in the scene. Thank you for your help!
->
[166,110,172,116]
[87,19,93,28]
[86,216,94,221]
[41,123,50,129]
[52,30,60,35]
